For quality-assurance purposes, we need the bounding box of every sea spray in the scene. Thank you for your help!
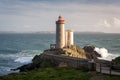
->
[14,50,42,63]
[94,47,119,61]
[14,57,33,63]
[0,50,42,75]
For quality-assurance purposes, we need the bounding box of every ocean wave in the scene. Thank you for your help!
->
[94,47,120,61]
[0,66,11,72]
[0,66,19,76]
[112,45,120,48]
[0,50,41,57]
[13,50,42,63]
[0,49,19,54]
[0,50,42,75]
[14,57,33,63]
[0,50,42,64]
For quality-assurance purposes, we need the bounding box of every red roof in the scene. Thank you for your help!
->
[58,15,64,23]
[59,15,62,19]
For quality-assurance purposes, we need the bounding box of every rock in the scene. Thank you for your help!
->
[18,63,34,72]
[32,55,42,64]
[83,46,101,59]
[83,46,95,53]
[44,45,100,59]
[15,45,101,72]
[15,54,55,72]
[63,45,87,59]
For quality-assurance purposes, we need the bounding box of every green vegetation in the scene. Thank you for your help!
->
[112,56,120,64]
[0,67,120,80]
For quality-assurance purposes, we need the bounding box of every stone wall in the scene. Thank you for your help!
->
[42,53,96,70]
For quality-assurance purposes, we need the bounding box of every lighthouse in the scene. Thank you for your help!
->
[56,16,65,48]
[50,16,74,49]
[65,30,74,47]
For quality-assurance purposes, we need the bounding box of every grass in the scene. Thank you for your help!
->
[0,67,120,80]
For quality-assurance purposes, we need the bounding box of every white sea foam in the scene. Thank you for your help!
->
[14,50,42,63]
[0,66,20,75]
[0,66,11,72]
[15,57,33,63]
[0,50,41,64]
[94,47,119,61]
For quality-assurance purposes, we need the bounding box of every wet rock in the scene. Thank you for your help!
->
[83,46,101,59]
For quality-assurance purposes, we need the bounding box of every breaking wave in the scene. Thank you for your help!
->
[13,50,41,63]
[94,47,119,61]
[0,50,42,75]
[14,57,33,63]
[0,50,42,64]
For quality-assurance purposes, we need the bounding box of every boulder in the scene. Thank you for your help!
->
[83,46,101,59]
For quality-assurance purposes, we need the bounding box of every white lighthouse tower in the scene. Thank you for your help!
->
[65,30,74,47]
[56,16,65,48]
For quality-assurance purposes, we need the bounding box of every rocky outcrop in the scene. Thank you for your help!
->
[83,46,101,59]
[14,45,101,72]
[44,45,100,60]
[15,54,55,72]
[63,45,87,59]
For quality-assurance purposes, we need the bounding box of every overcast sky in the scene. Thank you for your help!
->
[0,0,120,33]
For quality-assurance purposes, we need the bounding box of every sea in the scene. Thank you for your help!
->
[0,33,120,75]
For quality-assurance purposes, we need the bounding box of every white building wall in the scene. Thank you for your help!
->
[65,30,74,47]
[65,31,68,47]
[56,22,65,48]
[70,31,74,45]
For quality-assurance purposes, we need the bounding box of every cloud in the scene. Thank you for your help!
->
[103,20,111,27]
[0,0,120,33]
[97,19,109,27]
[102,17,120,28]
[113,17,120,27]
